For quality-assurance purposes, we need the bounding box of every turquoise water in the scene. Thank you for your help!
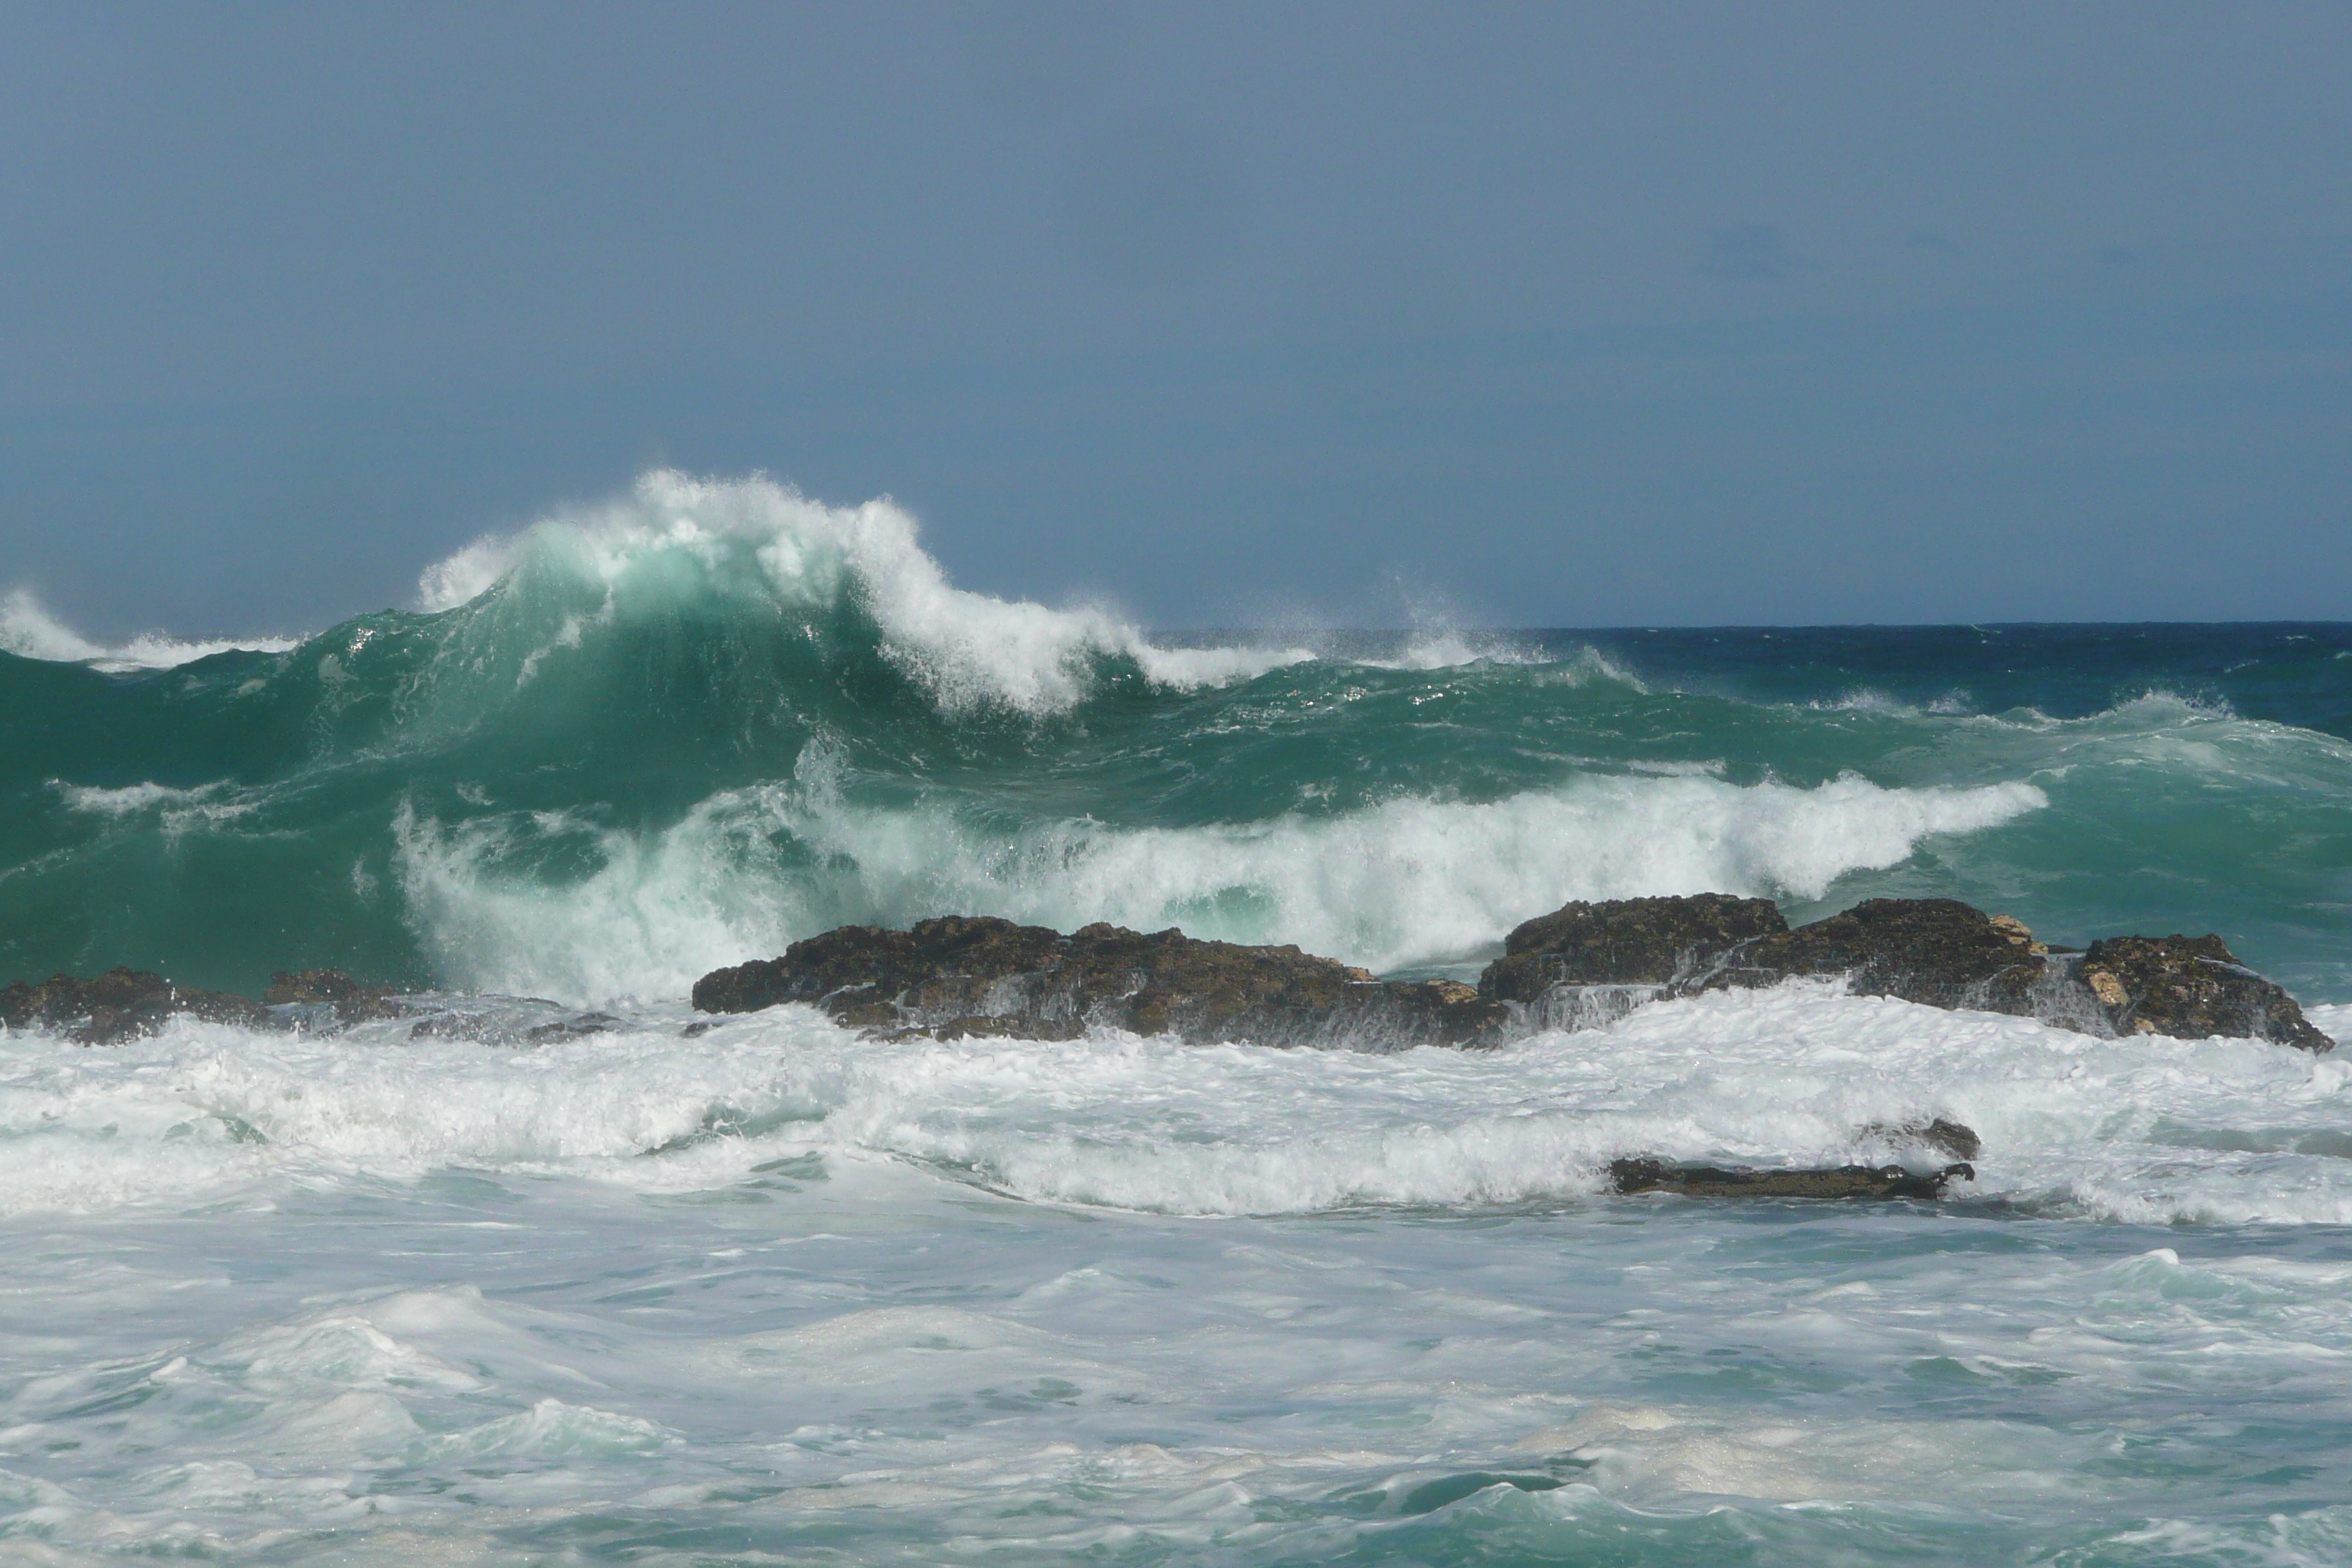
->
[1,472,2348,1564]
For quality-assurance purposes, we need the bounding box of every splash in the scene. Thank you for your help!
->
[391,750,2047,1003]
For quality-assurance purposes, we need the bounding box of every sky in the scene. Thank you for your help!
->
[2,0,2348,638]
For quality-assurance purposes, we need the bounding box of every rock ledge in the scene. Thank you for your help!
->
[692,916,1509,1049]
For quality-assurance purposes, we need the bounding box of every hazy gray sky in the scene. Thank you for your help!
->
[4,1,2348,635]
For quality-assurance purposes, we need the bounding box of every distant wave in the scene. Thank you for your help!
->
[0,587,299,671]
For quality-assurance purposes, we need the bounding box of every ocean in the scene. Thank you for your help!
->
[2,471,2349,1566]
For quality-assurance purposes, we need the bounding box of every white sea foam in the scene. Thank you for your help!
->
[0,587,298,671]
[772,985,2352,1224]
[1346,630,1542,671]
[0,979,2341,1226]
[52,779,262,835]
[391,750,2046,1003]
[4,988,2350,1561]
[410,471,1314,715]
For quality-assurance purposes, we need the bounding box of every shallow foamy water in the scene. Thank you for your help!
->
[3,993,2348,1565]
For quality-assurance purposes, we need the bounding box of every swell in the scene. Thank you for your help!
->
[3,473,2349,1003]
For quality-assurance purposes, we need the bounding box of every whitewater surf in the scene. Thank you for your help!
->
[3,472,2350,1565]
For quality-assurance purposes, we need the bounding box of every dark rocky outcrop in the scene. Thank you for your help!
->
[692,915,1511,1049]
[1480,894,2331,1052]
[1692,897,2059,1014]
[3,967,402,1044]
[690,897,2333,1053]
[1479,894,1787,1001]
[0,968,268,1044]
[1609,1158,1975,1201]
[2076,935,2334,1052]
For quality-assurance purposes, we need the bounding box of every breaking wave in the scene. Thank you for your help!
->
[410,470,1313,715]
[2,470,2347,1009]
[392,755,2043,1002]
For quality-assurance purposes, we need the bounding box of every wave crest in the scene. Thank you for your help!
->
[412,470,1311,715]
[0,588,298,671]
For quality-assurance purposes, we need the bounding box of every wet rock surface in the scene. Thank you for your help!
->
[1478,894,1787,1002]
[0,968,268,1044]
[691,897,2332,1054]
[1488,894,2331,1052]
[2076,935,2334,1052]
[692,915,1511,1049]
[1692,897,2057,1013]
[264,969,403,1028]
[4,967,399,1044]
[1861,1117,1985,1162]
[1609,1158,1976,1201]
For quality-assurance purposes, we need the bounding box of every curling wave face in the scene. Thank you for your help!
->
[4,472,2352,1008]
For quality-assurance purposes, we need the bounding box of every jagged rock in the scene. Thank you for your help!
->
[1986,913,2050,954]
[1609,1158,1975,1201]
[691,915,1512,1049]
[0,968,268,1045]
[2076,935,2333,1052]
[1479,894,1787,1001]
[693,900,2331,1056]
[1691,900,2331,1049]
[1477,893,2329,1052]
[264,968,402,1027]
[1693,897,2059,1013]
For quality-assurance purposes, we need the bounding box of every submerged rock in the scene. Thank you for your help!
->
[2076,935,2334,1052]
[1860,1116,1984,1162]
[691,915,1512,1049]
[1,966,404,1044]
[264,969,402,1028]
[0,968,268,1044]
[1609,1158,1975,1201]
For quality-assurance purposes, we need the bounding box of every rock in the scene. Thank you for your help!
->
[1859,1117,1983,1161]
[1479,894,1787,1002]
[1,966,409,1044]
[691,915,1512,1049]
[693,898,2334,1055]
[524,1012,625,1042]
[264,969,402,1027]
[1609,1158,1975,1201]
[1694,897,2060,1013]
[2076,935,2333,1052]
[1987,913,2050,954]
[0,968,268,1045]
[1476,892,2328,1052]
